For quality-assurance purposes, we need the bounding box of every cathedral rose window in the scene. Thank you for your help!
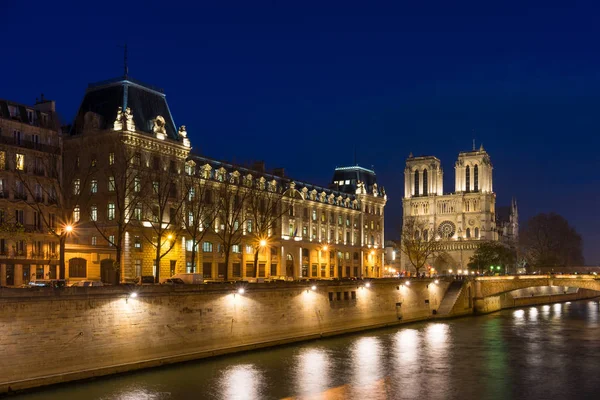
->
[437,221,456,239]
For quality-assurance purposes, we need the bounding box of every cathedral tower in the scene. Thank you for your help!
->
[454,144,493,193]
[404,154,443,198]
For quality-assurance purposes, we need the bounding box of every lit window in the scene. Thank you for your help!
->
[15,153,25,171]
[73,179,80,195]
[312,209,317,221]
[188,211,194,225]
[134,236,141,249]
[203,242,213,252]
[0,151,5,170]
[90,179,98,194]
[90,206,97,221]
[247,219,253,233]
[107,203,115,220]
[73,206,80,222]
[188,187,195,201]
[108,235,115,246]
[134,205,142,220]
[134,177,141,193]
[153,181,159,194]
[108,177,115,192]
[186,240,195,251]
[345,180,350,185]
[91,236,97,246]
[109,152,115,165]
[245,245,253,254]
[232,244,241,253]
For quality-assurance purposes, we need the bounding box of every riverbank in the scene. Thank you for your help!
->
[1,279,598,394]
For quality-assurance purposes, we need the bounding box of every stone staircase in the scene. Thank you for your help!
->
[437,280,465,315]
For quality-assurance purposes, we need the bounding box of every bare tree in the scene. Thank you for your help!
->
[84,134,146,281]
[400,216,438,276]
[212,171,249,281]
[140,157,185,283]
[245,179,291,278]
[15,140,93,275]
[520,212,584,268]
[181,169,218,273]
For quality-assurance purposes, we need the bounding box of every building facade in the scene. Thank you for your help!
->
[0,97,62,286]
[54,75,387,285]
[401,146,517,273]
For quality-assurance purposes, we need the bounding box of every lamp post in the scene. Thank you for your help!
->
[58,224,74,279]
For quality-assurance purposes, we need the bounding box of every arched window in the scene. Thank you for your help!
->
[474,164,479,192]
[414,170,420,196]
[423,229,428,241]
[465,166,470,192]
[422,169,428,195]
[474,227,479,238]
[466,228,471,238]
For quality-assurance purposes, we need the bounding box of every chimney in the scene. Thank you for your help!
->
[273,168,285,177]
[252,161,265,173]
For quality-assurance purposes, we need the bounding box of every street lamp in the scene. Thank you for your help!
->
[259,239,267,247]
[167,234,174,241]
[64,224,73,234]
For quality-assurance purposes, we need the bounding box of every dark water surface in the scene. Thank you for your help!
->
[13,300,600,400]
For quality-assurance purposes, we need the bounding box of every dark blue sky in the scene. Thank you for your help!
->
[3,1,599,263]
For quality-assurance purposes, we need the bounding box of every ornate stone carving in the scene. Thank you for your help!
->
[153,115,166,139]
[178,125,187,138]
[113,107,135,131]
[124,107,135,131]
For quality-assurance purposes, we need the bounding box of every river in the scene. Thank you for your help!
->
[12,299,600,400]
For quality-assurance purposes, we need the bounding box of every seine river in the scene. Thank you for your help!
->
[14,300,600,400]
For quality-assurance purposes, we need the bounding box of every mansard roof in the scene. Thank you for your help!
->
[330,165,377,194]
[70,76,179,140]
[188,153,372,206]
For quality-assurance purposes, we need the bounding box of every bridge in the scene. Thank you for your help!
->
[470,275,600,313]
[474,274,600,297]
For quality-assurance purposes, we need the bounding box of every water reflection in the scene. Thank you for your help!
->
[350,336,384,398]
[391,329,421,398]
[528,307,539,322]
[218,364,262,400]
[293,348,331,397]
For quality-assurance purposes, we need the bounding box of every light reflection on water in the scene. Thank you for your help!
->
[15,299,600,400]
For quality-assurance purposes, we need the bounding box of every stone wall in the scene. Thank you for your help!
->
[0,279,455,393]
[474,286,599,314]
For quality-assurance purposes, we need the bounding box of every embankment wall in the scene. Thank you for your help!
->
[0,279,455,393]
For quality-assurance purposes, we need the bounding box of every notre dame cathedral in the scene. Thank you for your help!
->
[401,145,518,273]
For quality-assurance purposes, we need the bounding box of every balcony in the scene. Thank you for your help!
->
[0,135,60,154]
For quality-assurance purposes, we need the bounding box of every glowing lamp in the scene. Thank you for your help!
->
[237,288,245,295]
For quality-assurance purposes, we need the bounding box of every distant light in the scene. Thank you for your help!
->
[167,234,174,240]
[370,250,375,255]
[129,292,138,298]
[448,269,453,274]
[237,288,245,295]
[311,285,317,291]
[323,245,328,251]
[405,280,411,286]
[365,282,371,288]
[434,279,439,284]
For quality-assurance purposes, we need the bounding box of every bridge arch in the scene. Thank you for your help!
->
[475,276,600,298]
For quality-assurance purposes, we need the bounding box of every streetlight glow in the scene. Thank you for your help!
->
[311,285,317,291]
[260,239,267,247]
[237,288,245,295]
[129,292,137,298]
[365,282,371,288]
[323,245,328,252]
[65,224,73,233]
[167,234,174,241]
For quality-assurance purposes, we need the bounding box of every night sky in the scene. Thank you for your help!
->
[2,1,599,264]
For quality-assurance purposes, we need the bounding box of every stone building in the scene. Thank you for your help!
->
[58,75,386,284]
[0,96,62,286]
[401,146,518,273]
